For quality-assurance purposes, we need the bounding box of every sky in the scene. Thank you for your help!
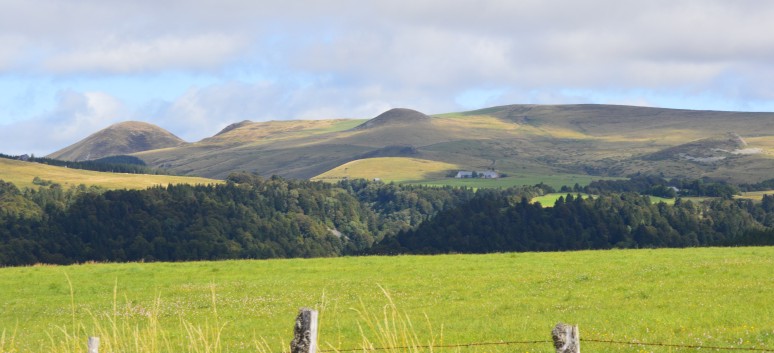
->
[2,0,774,156]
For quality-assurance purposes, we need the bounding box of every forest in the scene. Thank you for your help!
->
[374,192,774,254]
[0,173,483,265]
[1,173,773,266]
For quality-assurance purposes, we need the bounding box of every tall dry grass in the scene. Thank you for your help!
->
[324,286,442,353]
[37,277,226,353]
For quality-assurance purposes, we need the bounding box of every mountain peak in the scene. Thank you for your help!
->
[354,108,431,130]
[47,121,186,161]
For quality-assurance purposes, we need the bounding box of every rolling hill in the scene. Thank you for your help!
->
[0,158,220,190]
[47,121,186,161]
[50,104,774,184]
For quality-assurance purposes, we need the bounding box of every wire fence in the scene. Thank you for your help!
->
[314,337,774,353]
[582,338,774,352]
[318,339,552,352]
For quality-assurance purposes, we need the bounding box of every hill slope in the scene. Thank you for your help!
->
[47,121,186,161]
[0,158,220,190]
[52,104,774,183]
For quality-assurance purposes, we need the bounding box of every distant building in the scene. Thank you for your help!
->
[18,154,30,161]
[454,170,499,179]
[478,170,499,179]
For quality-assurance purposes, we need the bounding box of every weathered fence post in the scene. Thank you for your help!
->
[290,308,318,353]
[87,336,100,353]
[552,323,580,353]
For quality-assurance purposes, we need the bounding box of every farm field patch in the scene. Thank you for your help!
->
[737,190,774,201]
[411,173,623,190]
[0,158,221,190]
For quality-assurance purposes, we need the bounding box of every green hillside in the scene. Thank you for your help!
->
[0,248,771,353]
[0,158,221,190]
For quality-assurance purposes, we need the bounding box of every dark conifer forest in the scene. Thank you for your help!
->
[1,173,773,266]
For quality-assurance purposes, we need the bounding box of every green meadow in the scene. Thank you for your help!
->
[408,173,622,190]
[530,193,594,206]
[531,193,718,207]
[0,248,772,352]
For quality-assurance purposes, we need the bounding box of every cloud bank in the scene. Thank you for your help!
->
[2,0,774,155]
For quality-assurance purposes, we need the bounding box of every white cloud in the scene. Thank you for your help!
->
[45,34,247,74]
[0,35,27,70]
[0,91,127,155]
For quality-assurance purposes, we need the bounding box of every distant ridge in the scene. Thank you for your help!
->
[215,120,253,136]
[354,108,431,130]
[49,104,774,183]
[47,121,186,161]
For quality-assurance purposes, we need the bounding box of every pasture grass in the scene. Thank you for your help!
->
[531,194,719,207]
[737,190,774,202]
[313,158,622,190]
[0,248,772,352]
[0,158,222,190]
[311,157,461,182]
[410,173,622,190]
[530,193,594,207]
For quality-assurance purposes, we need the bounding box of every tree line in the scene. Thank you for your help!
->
[581,175,741,198]
[0,173,492,265]
[1,173,772,266]
[373,192,774,254]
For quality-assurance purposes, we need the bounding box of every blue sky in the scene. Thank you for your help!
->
[2,0,774,155]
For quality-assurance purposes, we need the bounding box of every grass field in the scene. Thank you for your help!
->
[0,248,772,352]
[737,190,774,201]
[311,157,461,182]
[312,157,622,190]
[410,173,622,190]
[531,194,721,207]
[0,158,222,190]
[530,193,594,206]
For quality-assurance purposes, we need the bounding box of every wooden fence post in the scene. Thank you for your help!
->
[87,336,100,353]
[552,323,580,353]
[290,308,318,353]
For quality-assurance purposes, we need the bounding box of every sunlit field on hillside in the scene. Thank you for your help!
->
[0,158,221,190]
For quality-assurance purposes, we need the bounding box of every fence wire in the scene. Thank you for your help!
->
[315,337,773,352]
[318,339,551,352]
[582,338,774,352]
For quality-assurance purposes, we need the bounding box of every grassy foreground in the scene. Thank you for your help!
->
[0,158,221,190]
[0,248,772,352]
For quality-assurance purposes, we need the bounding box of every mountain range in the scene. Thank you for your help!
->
[46,104,774,183]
